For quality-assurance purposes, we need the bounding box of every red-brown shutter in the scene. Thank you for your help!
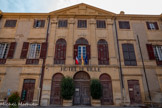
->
[40,20,45,27]
[7,42,16,59]
[20,42,29,59]
[98,44,101,60]
[146,44,155,60]
[146,22,151,29]
[106,44,109,61]
[54,44,58,60]
[86,45,91,59]
[40,42,47,59]
[63,44,66,60]
[154,22,159,30]
[73,44,78,59]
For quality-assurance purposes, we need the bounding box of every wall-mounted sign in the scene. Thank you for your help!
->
[61,66,100,72]
[129,88,133,91]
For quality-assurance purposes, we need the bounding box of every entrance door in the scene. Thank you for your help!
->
[128,80,142,104]
[100,74,113,105]
[21,79,35,103]
[50,73,63,105]
[73,71,90,105]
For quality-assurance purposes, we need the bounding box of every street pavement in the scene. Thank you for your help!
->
[0,106,159,108]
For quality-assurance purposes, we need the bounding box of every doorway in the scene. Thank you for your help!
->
[100,74,113,105]
[21,79,35,103]
[73,71,91,105]
[50,73,64,105]
[128,80,142,104]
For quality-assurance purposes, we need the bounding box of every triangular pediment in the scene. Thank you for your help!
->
[50,3,115,16]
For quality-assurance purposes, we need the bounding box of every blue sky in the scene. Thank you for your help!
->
[0,0,162,15]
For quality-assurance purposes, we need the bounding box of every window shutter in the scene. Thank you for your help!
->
[20,42,29,59]
[63,44,66,60]
[106,45,109,61]
[33,20,37,28]
[154,22,159,30]
[7,42,16,59]
[73,44,78,59]
[146,22,151,29]
[40,20,45,27]
[86,45,91,59]
[98,45,102,61]
[54,44,59,60]
[146,44,155,60]
[40,42,47,59]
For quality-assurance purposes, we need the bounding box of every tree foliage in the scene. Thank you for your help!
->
[61,77,75,100]
[8,92,20,108]
[90,79,102,99]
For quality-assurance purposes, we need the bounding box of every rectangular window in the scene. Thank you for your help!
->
[78,20,87,28]
[122,44,137,66]
[0,43,9,59]
[96,20,106,28]
[146,22,159,30]
[33,20,45,28]
[78,46,86,60]
[153,46,162,66]
[4,20,17,27]
[28,44,41,59]
[119,21,130,29]
[58,20,67,27]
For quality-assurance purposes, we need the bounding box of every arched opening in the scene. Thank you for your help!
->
[73,71,91,105]
[54,38,66,64]
[99,73,113,105]
[50,73,64,105]
[97,39,109,65]
[74,38,90,65]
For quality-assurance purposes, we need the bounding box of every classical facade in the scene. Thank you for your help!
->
[0,3,162,106]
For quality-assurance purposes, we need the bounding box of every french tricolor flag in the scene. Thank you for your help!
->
[75,56,79,65]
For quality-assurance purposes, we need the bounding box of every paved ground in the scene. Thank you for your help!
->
[0,106,159,108]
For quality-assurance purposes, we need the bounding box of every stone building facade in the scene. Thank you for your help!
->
[0,3,162,106]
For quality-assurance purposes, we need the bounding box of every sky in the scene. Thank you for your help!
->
[0,0,162,15]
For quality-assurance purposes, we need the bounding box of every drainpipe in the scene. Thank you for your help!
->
[114,18,125,105]
[38,15,50,105]
[136,35,152,106]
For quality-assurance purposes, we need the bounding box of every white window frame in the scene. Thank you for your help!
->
[149,23,156,30]
[0,43,9,59]
[28,43,41,59]
[78,45,86,60]
[153,46,162,61]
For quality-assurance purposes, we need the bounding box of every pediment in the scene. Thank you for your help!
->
[50,3,115,16]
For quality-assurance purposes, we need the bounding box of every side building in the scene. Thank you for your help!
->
[0,3,162,106]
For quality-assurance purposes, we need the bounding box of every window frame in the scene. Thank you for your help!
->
[4,20,17,28]
[78,45,86,60]
[97,39,109,65]
[77,20,87,28]
[119,21,130,29]
[27,43,41,59]
[33,20,45,28]
[122,43,137,66]
[146,22,159,30]
[54,39,66,65]
[0,43,9,59]
[58,20,68,28]
[96,20,106,28]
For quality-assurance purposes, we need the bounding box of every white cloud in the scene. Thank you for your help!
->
[0,0,162,14]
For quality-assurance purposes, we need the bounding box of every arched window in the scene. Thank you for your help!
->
[122,43,137,66]
[54,39,66,64]
[97,39,109,65]
[74,38,90,65]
